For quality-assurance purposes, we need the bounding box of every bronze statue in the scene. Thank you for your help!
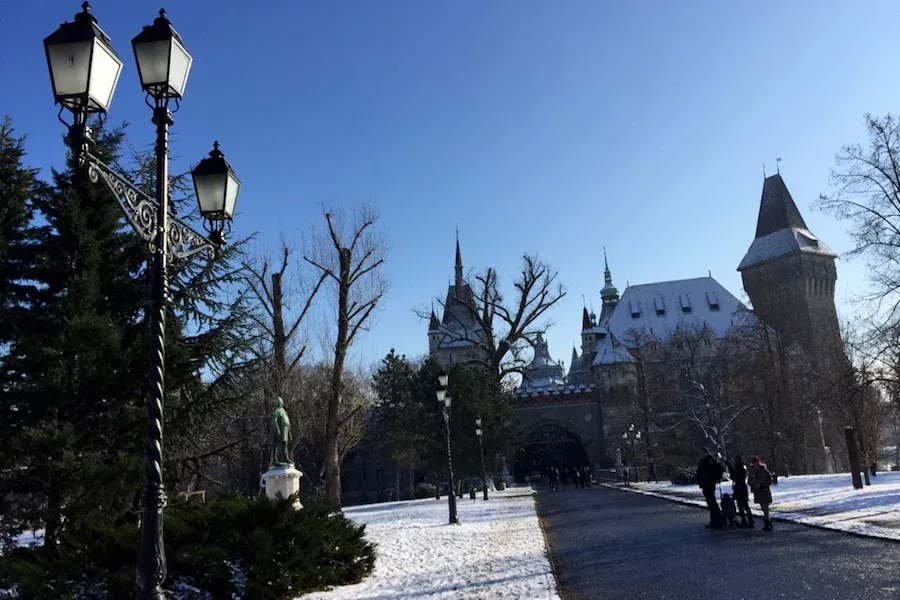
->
[271,396,293,466]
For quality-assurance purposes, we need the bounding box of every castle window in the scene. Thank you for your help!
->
[629,300,640,319]
[706,290,720,311]
[654,296,666,316]
[704,338,711,347]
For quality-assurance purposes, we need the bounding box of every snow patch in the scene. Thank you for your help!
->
[298,486,559,599]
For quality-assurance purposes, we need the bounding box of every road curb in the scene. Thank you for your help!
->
[600,482,900,544]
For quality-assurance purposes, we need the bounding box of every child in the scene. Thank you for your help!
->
[720,493,737,527]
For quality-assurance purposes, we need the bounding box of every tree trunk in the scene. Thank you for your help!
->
[324,249,352,507]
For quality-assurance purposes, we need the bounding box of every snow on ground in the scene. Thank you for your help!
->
[614,471,900,540]
[299,486,559,600]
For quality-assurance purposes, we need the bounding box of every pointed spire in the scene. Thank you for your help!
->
[571,346,578,363]
[603,246,612,285]
[454,230,463,296]
[754,173,808,238]
[582,307,592,330]
[429,300,440,331]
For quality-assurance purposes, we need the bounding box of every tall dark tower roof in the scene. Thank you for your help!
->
[755,174,808,238]
[739,173,836,271]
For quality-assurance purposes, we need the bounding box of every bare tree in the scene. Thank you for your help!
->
[426,254,566,379]
[304,207,388,506]
[657,324,753,457]
[819,113,900,341]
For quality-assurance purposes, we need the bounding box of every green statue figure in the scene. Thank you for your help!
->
[271,396,293,466]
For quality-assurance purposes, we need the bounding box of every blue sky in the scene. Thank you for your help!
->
[4,1,899,370]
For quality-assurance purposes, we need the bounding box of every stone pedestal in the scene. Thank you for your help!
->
[261,464,303,510]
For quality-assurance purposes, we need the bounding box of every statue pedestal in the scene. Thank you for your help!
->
[261,465,303,510]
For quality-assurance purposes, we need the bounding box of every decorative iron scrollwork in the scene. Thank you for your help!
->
[83,152,218,261]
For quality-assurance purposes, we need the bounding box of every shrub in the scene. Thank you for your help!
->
[414,483,437,499]
[671,467,697,486]
[0,494,376,599]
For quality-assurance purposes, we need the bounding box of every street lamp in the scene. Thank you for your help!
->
[436,370,458,524]
[44,5,239,599]
[475,418,488,501]
[624,424,640,481]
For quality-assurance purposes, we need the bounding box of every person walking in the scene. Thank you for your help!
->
[697,448,725,529]
[647,461,658,483]
[622,463,631,487]
[548,467,559,491]
[731,456,754,528]
[749,456,774,531]
[560,467,569,490]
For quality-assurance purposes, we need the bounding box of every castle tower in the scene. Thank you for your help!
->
[427,235,487,367]
[599,249,619,323]
[427,309,441,354]
[738,173,843,369]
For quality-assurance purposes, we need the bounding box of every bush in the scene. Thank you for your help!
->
[0,494,376,599]
[414,483,437,499]
[671,467,697,486]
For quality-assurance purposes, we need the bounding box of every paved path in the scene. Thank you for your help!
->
[536,485,900,600]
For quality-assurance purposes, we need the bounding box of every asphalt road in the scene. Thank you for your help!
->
[536,485,900,600]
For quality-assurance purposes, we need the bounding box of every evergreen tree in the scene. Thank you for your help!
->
[2,123,255,548]
[0,116,43,544]
[0,116,40,343]
[5,125,147,546]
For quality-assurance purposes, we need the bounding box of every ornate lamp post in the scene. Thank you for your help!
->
[475,418,488,501]
[436,370,458,524]
[623,424,640,481]
[43,5,240,598]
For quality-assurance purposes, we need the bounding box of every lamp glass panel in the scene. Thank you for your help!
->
[438,373,449,387]
[47,40,91,97]
[223,171,240,218]
[88,39,122,111]
[444,397,451,408]
[133,39,169,89]
[194,173,225,215]
[435,389,446,403]
[475,429,482,436]
[168,37,192,96]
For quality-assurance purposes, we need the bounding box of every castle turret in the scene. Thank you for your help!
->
[599,249,619,323]
[738,173,843,369]
[428,309,441,354]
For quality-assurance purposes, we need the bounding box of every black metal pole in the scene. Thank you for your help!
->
[479,434,488,501]
[444,409,458,524]
[136,106,172,599]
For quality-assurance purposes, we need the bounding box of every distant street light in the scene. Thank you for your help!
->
[436,370,458,524]
[475,418,488,501]
[44,5,240,598]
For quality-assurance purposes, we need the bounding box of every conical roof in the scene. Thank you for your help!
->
[754,174,808,238]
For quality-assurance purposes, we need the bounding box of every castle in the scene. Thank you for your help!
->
[427,173,844,476]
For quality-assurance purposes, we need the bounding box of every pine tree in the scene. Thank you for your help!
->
[5,125,147,546]
[0,116,43,543]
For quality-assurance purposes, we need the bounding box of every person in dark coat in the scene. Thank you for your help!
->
[647,461,658,483]
[697,448,724,529]
[560,467,569,490]
[549,467,559,491]
[731,456,754,528]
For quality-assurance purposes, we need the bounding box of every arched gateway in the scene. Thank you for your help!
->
[514,421,591,482]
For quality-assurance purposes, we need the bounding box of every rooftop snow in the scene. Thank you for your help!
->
[605,277,751,342]
[738,227,837,270]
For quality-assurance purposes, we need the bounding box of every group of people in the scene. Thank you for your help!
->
[547,466,592,490]
[697,448,774,531]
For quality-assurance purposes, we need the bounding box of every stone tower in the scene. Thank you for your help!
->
[738,173,843,369]
[427,235,487,367]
